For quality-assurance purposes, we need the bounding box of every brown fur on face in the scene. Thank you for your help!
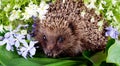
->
[35,0,107,57]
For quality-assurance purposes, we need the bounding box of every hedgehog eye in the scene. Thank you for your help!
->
[43,35,47,41]
[57,36,64,43]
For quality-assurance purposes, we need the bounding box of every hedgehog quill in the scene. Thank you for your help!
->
[35,0,107,57]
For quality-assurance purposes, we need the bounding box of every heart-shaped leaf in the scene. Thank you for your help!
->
[106,40,120,66]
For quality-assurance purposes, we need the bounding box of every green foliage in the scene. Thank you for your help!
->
[0,45,86,66]
[106,40,120,66]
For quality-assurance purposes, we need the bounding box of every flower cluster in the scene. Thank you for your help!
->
[22,1,49,20]
[105,26,119,39]
[0,25,38,59]
[0,0,50,59]
[6,1,49,22]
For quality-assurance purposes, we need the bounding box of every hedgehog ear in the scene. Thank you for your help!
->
[68,22,75,34]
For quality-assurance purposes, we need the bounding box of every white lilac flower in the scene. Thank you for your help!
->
[106,10,114,20]
[13,4,20,9]
[21,12,32,20]
[101,0,106,5]
[38,14,46,20]
[22,2,38,20]
[112,0,117,6]
[0,32,15,51]
[0,24,4,32]
[99,3,104,10]
[16,24,28,32]
[4,4,11,12]
[4,24,13,31]
[18,41,38,59]
[105,26,119,39]
[9,9,21,21]
[37,1,49,20]
[86,0,96,9]
[95,9,100,15]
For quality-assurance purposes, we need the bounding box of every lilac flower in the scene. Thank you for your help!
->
[0,32,15,51]
[16,24,28,32]
[14,34,28,48]
[18,41,38,59]
[105,26,119,39]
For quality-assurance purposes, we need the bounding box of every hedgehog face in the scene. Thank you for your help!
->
[36,22,76,57]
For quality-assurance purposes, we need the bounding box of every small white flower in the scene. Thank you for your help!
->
[21,12,31,20]
[86,0,96,9]
[112,0,117,6]
[99,3,104,10]
[38,14,46,20]
[97,20,103,27]
[101,1,106,5]
[0,24,4,32]
[9,9,21,21]
[13,4,20,9]
[37,1,49,20]
[106,10,114,20]
[95,9,100,15]
[22,2,38,20]
[4,4,11,12]
[18,41,38,59]
[4,24,13,31]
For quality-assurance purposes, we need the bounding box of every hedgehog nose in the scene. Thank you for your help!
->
[46,50,53,57]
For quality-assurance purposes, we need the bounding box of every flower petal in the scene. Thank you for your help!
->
[0,39,7,46]
[6,43,11,51]
[22,51,28,59]
[20,40,28,47]
[29,41,38,48]
[15,40,20,48]
[29,47,36,57]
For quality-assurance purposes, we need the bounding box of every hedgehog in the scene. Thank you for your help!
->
[34,0,107,57]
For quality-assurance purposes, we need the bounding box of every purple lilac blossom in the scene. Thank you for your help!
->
[0,32,15,51]
[0,24,38,58]
[14,34,28,48]
[17,41,38,59]
[105,26,119,39]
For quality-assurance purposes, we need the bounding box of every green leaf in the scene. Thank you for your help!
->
[105,38,115,54]
[0,46,41,66]
[0,45,83,66]
[106,40,120,66]
[45,60,79,66]
[90,51,106,66]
